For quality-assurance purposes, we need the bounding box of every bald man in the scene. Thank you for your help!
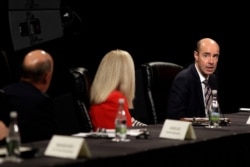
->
[3,49,57,143]
[167,38,220,119]
[21,49,54,93]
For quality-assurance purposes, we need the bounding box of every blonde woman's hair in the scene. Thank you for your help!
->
[90,49,135,108]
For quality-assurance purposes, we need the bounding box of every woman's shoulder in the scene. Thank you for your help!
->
[106,90,128,107]
[108,90,126,99]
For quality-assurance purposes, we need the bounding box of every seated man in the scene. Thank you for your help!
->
[167,38,220,120]
[3,49,58,143]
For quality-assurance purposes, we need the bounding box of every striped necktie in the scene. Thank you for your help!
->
[203,79,212,112]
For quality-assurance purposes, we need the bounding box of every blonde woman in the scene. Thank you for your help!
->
[89,49,146,131]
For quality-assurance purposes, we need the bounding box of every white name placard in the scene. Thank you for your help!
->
[44,135,91,159]
[159,119,196,140]
[246,116,250,124]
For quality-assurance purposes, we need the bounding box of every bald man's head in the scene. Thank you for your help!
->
[23,49,53,68]
[21,49,54,92]
[196,38,220,53]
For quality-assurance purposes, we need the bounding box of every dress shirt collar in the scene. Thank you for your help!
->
[194,63,209,83]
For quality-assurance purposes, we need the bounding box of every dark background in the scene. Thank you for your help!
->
[0,0,250,113]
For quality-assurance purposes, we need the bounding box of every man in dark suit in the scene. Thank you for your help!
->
[167,38,220,120]
[3,49,57,143]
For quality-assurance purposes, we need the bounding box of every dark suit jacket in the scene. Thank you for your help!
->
[3,81,58,143]
[167,63,218,119]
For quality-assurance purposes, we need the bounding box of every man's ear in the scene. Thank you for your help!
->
[194,50,198,61]
[41,72,49,84]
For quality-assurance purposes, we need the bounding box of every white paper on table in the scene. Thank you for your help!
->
[72,129,143,138]
[0,146,32,156]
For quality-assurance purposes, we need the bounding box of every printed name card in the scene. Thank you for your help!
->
[246,116,250,124]
[44,135,91,159]
[159,119,196,140]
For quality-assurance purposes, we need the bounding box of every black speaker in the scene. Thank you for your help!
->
[8,0,63,51]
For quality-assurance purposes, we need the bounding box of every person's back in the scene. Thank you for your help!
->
[89,49,147,131]
[3,49,57,143]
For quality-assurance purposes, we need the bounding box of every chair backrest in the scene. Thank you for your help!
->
[141,61,183,124]
[0,89,10,125]
[0,50,12,88]
[69,67,93,132]
[132,69,150,124]
[53,92,85,135]
[0,89,10,145]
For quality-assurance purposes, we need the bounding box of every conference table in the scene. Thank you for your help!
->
[1,111,250,167]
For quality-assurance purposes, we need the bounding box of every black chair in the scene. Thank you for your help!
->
[52,67,93,135]
[0,89,10,125]
[0,50,13,88]
[132,69,150,124]
[0,89,10,145]
[141,61,183,124]
[53,92,84,135]
[69,67,93,132]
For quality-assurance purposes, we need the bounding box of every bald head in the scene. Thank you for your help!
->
[23,49,53,68]
[21,49,54,92]
[196,38,220,53]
